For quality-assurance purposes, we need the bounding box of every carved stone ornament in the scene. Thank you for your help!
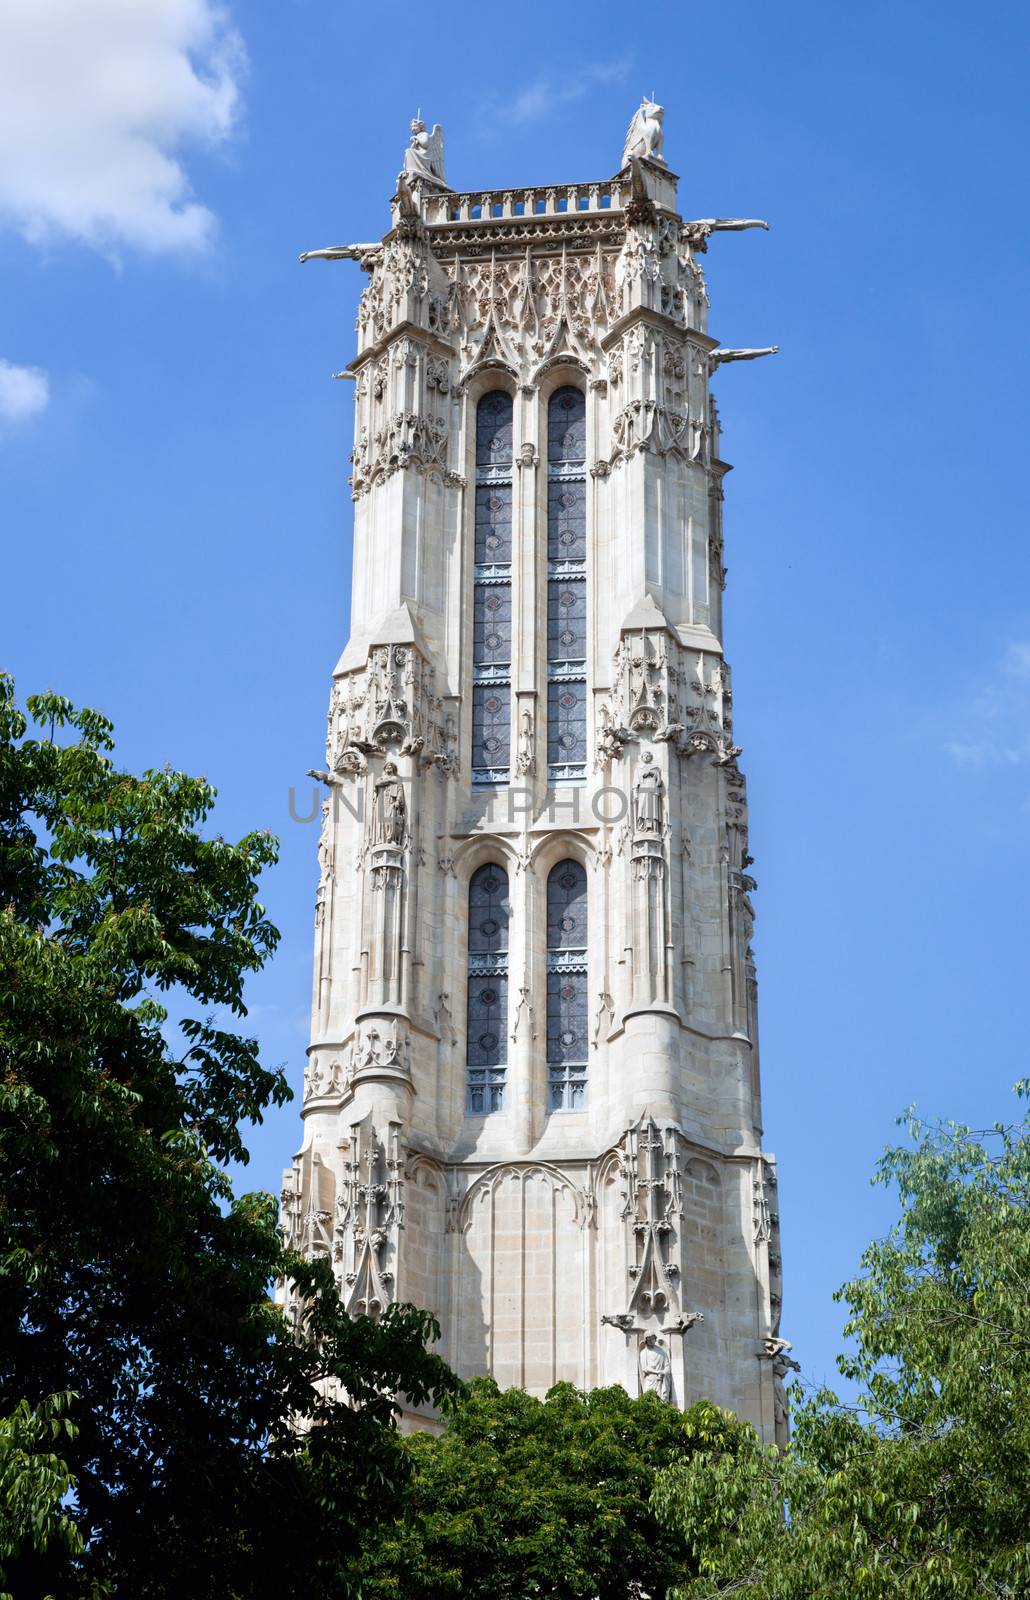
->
[336,1114,405,1317]
[598,1116,687,1328]
[601,628,740,767]
[352,1022,411,1080]
[453,244,613,385]
[330,642,454,773]
[303,1052,351,1103]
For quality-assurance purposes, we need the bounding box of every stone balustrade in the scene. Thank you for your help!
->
[418,179,627,225]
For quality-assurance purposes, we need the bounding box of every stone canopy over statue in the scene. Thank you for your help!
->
[402,117,449,187]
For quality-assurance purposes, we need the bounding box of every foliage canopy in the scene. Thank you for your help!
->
[357,1376,755,1600]
[653,1094,1030,1597]
[0,677,458,1599]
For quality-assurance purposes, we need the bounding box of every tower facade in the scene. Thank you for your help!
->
[282,104,790,1443]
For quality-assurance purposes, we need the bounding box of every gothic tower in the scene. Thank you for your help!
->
[282,103,792,1443]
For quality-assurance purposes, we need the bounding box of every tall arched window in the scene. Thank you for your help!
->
[472,392,513,785]
[466,864,510,1114]
[546,387,587,783]
[546,859,588,1110]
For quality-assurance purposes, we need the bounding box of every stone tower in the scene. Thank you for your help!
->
[282,103,791,1443]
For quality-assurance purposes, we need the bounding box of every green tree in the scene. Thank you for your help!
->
[652,1091,1030,1597]
[0,1392,104,1600]
[0,678,457,1599]
[357,1375,752,1600]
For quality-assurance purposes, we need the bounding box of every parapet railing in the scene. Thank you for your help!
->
[420,180,627,226]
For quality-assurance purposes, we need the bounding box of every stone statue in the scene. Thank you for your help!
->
[372,761,406,847]
[514,707,534,777]
[512,986,535,1043]
[592,988,614,1047]
[763,1336,800,1437]
[638,1332,673,1401]
[633,755,664,836]
[402,117,447,185]
[317,799,332,876]
[622,100,665,167]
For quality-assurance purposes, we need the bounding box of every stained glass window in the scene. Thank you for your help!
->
[467,864,510,1114]
[476,391,514,467]
[547,679,587,772]
[473,392,513,784]
[546,388,587,783]
[546,860,588,1111]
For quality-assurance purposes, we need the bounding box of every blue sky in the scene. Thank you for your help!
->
[4,0,1030,1398]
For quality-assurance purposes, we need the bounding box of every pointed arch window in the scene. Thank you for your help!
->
[547,387,587,782]
[472,391,513,785]
[466,864,510,1114]
[546,859,588,1110]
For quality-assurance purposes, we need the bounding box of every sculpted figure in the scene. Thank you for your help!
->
[512,986,535,1043]
[372,761,406,846]
[403,117,447,185]
[633,756,664,836]
[514,708,534,777]
[622,100,665,167]
[638,1333,673,1401]
[763,1336,800,1438]
[317,800,332,877]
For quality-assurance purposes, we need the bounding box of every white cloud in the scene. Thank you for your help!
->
[0,359,49,425]
[500,61,633,126]
[944,641,1030,769]
[0,0,244,256]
